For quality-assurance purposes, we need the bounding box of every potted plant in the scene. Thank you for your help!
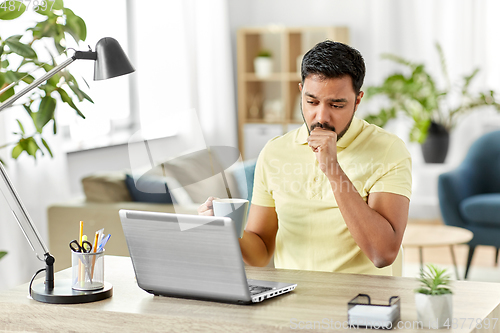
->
[0,1,91,162]
[254,49,273,78]
[414,264,453,329]
[364,43,500,163]
[0,251,6,261]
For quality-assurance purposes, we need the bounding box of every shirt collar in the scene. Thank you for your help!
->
[294,116,363,148]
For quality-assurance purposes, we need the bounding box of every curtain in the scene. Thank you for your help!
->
[133,0,237,148]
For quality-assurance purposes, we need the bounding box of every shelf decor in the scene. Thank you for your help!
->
[237,26,349,159]
[254,50,273,78]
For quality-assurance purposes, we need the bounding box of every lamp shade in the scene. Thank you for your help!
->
[94,37,135,80]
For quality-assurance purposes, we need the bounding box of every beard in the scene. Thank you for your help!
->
[306,105,356,141]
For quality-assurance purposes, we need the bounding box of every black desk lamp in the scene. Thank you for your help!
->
[0,37,134,303]
[0,37,134,111]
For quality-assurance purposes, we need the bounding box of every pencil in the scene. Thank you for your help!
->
[91,231,99,278]
[79,221,84,285]
[79,221,84,245]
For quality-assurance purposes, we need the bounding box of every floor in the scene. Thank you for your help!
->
[403,219,500,282]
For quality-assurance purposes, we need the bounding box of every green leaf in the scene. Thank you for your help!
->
[16,119,25,134]
[0,1,26,20]
[436,43,450,89]
[4,39,37,58]
[22,104,32,116]
[0,84,14,102]
[30,19,57,40]
[36,0,64,15]
[13,137,42,159]
[56,88,85,119]
[25,137,41,157]
[68,81,93,103]
[35,95,56,132]
[52,0,64,10]
[53,27,66,54]
[63,8,87,42]
[6,34,22,42]
[415,264,453,295]
[462,68,480,95]
[11,143,23,159]
[53,119,57,134]
[4,71,35,85]
[41,137,53,157]
[0,44,4,57]
[4,70,19,83]
[21,73,34,84]
[381,53,417,69]
[0,251,7,260]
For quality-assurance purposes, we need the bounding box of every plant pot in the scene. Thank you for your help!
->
[415,293,453,329]
[421,122,449,163]
[254,57,273,78]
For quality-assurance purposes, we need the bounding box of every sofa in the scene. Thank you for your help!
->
[48,149,257,271]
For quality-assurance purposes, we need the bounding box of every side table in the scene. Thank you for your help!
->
[403,224,473,279]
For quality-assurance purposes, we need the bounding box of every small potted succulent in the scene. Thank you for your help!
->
[414,264,453,329]
[254,49,273,78]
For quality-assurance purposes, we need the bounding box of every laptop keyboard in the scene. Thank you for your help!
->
[248,284,273,295]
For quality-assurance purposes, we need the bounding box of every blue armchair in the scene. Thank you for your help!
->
[438,130,500,279]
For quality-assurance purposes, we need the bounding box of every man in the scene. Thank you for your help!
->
[199,41,411,276]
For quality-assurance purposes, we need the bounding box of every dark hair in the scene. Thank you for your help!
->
[301,40,365,95]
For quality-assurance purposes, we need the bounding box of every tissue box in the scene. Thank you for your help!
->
[347,294,401,330]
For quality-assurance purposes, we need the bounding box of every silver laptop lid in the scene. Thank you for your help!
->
[119,210,251,303]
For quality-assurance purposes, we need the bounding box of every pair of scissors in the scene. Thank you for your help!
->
[69,239,93,284]
[69,239,92,253]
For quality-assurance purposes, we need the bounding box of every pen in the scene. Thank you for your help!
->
[97,234,111,252]
[96,228,104,249]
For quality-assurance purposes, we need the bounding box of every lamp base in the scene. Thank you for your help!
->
[31,279,112,304]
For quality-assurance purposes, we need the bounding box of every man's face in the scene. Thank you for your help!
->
[299,74,363,139]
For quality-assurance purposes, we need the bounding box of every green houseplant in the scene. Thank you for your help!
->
[0,0,91,161]
[414,264,453,329]
[254,49,273,78]
[364,44,500,163]
[0,251,6,261]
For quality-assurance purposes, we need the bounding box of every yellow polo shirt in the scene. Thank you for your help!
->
[252,117,412,275]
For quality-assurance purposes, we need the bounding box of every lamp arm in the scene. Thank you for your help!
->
[0,56,76,112]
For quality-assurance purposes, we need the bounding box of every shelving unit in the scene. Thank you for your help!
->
[237,26,349,159]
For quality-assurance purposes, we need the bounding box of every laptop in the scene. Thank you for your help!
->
[119,210,296,304]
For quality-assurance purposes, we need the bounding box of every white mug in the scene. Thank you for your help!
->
[213,198,249,238]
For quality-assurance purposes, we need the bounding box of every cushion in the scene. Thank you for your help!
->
[460,193,500,226]
[228,159,257,202]
[156,149,241,204]
[125,174,176,204]
[82,172,132,202]
[163,176,194,206]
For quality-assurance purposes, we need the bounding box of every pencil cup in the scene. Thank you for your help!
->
[71,250,105,290]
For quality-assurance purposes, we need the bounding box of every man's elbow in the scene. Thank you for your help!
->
[242,254,273,267]
[371,251,399,269]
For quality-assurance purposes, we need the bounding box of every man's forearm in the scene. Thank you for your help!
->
[238,230,273,267]
[327,165,403,267]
